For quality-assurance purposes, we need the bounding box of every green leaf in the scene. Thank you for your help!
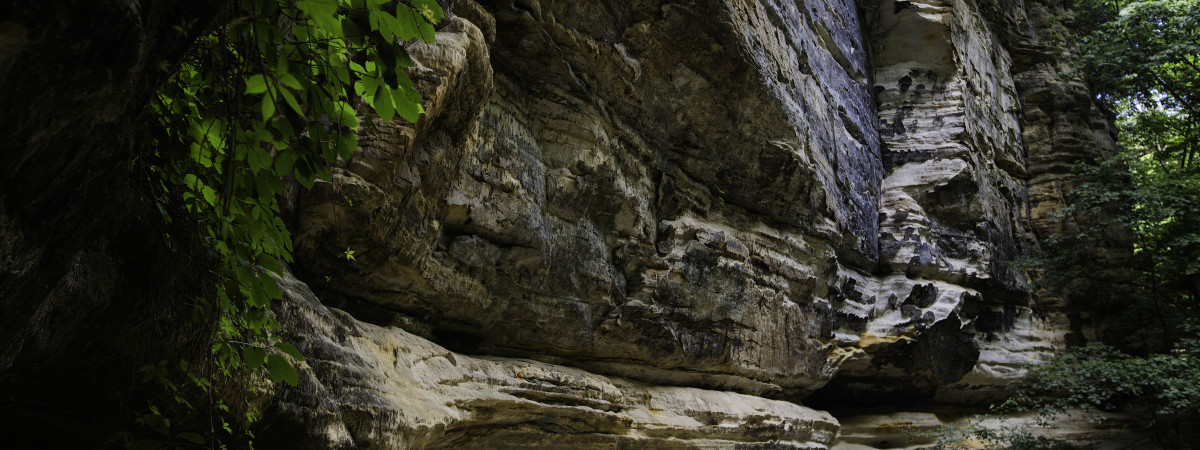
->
[255,251,283,274]
[264,355,299,386]
[201,186,218,207]
[260,272,283,300]
[274,341,306,361]
[394,88,423,123]
[336,132,357,160]
[245,74,268,94]
[261,95,276,121]
[277,72,302,90]
[182,173,199,190]
[297,0,342,34]
[279,88,303,115]
[314,159,333,182]
[395,47,415,68]
[274,150,299,177]
[395,7,420,41]
[372,84,395,121]
[369,9,398,42]
[395,69,415,90]
[323,53,348,80]
[295,164,316,190]
[247,148,271,174]
[355,76,379,101]
[417,18,436,43]
[411,0,444,23]
[177,432,205,445]
[271,116,298,142]
[333,101,358,128]
[250,125,272,143]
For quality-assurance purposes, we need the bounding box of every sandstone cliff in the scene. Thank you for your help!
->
[253,0,1118,447]
[0,0,1119,447]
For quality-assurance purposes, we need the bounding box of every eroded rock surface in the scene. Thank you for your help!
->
[263,274,839,449]
[811,0,1065,404]
[830,409,1147,449]
[295,0,884,396]
[267,0,1119,446]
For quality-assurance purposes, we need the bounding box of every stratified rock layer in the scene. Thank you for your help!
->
[266,0,1119,446]
[295,0,883,396]
[264,274,839,449]
[830,409,1147,450]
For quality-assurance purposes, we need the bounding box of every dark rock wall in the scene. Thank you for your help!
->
[0,0,223,445]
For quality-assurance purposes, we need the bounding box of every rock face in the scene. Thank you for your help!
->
[265,273,839,448]
[265,0,1117,446]
[831,409,1147,450]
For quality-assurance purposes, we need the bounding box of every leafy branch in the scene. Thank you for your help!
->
[132,0,442,445]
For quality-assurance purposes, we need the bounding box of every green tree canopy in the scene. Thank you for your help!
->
[1006,0,1200,445]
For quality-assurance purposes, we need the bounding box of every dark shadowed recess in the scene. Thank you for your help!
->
[1,0,222,446]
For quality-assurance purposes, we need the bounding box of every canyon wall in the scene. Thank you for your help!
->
[258,0,1117,447]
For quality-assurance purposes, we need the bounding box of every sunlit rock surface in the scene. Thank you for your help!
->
[295,0,882,397]
[264,0,1121,446]
[266,273,840,449]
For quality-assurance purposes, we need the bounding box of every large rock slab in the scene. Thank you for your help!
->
[261,274,840,449]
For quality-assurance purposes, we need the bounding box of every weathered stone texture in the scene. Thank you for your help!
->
[264,273,840,449]
[269,0,1119,446]
[831,409,1146,450]
[813,0,1045,403]
[294,0,886,396]
[0,0,1122,445]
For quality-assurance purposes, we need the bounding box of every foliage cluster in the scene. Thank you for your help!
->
[927,338,1199,448]
[961,0,1200,447]
[1073,0,1200,125]
[1012,337,1200,428]
[128,0,441,446]
[922,419,1079,450]
[1049,0,1200,351]
[931,0,1199,447]
[1032,154,1200,352]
